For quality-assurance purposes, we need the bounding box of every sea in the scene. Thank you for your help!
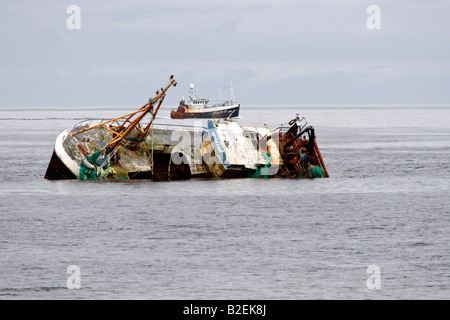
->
[0,104,449,300]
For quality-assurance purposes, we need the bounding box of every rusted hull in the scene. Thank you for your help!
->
[275,123,329,178]
[170,105,240,119]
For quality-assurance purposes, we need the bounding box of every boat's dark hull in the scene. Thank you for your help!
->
[171,105,240,119]
[44,149,77,180]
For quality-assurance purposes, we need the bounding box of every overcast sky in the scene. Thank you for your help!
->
[1,0,450,107]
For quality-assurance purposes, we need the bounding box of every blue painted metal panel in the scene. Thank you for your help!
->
[207,120,230,167]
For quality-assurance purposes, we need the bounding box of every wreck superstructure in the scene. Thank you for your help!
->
[45,76,328,181]
[200,115,329,179]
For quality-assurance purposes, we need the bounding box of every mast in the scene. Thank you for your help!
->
[218,85,224,101]
[70,75,177,156]
[230,80,235,103]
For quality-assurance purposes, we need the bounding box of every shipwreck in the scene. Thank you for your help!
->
[44,76,328,181]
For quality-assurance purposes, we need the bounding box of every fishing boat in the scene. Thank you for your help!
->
[170,83,240,119]
[45,76,328,181]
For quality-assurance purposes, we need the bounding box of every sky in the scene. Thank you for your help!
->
[1,0,450,107]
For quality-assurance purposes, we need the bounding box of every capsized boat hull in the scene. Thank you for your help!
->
[45,116,328,181]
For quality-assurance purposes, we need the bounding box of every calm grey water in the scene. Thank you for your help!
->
[0,105,449,300]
